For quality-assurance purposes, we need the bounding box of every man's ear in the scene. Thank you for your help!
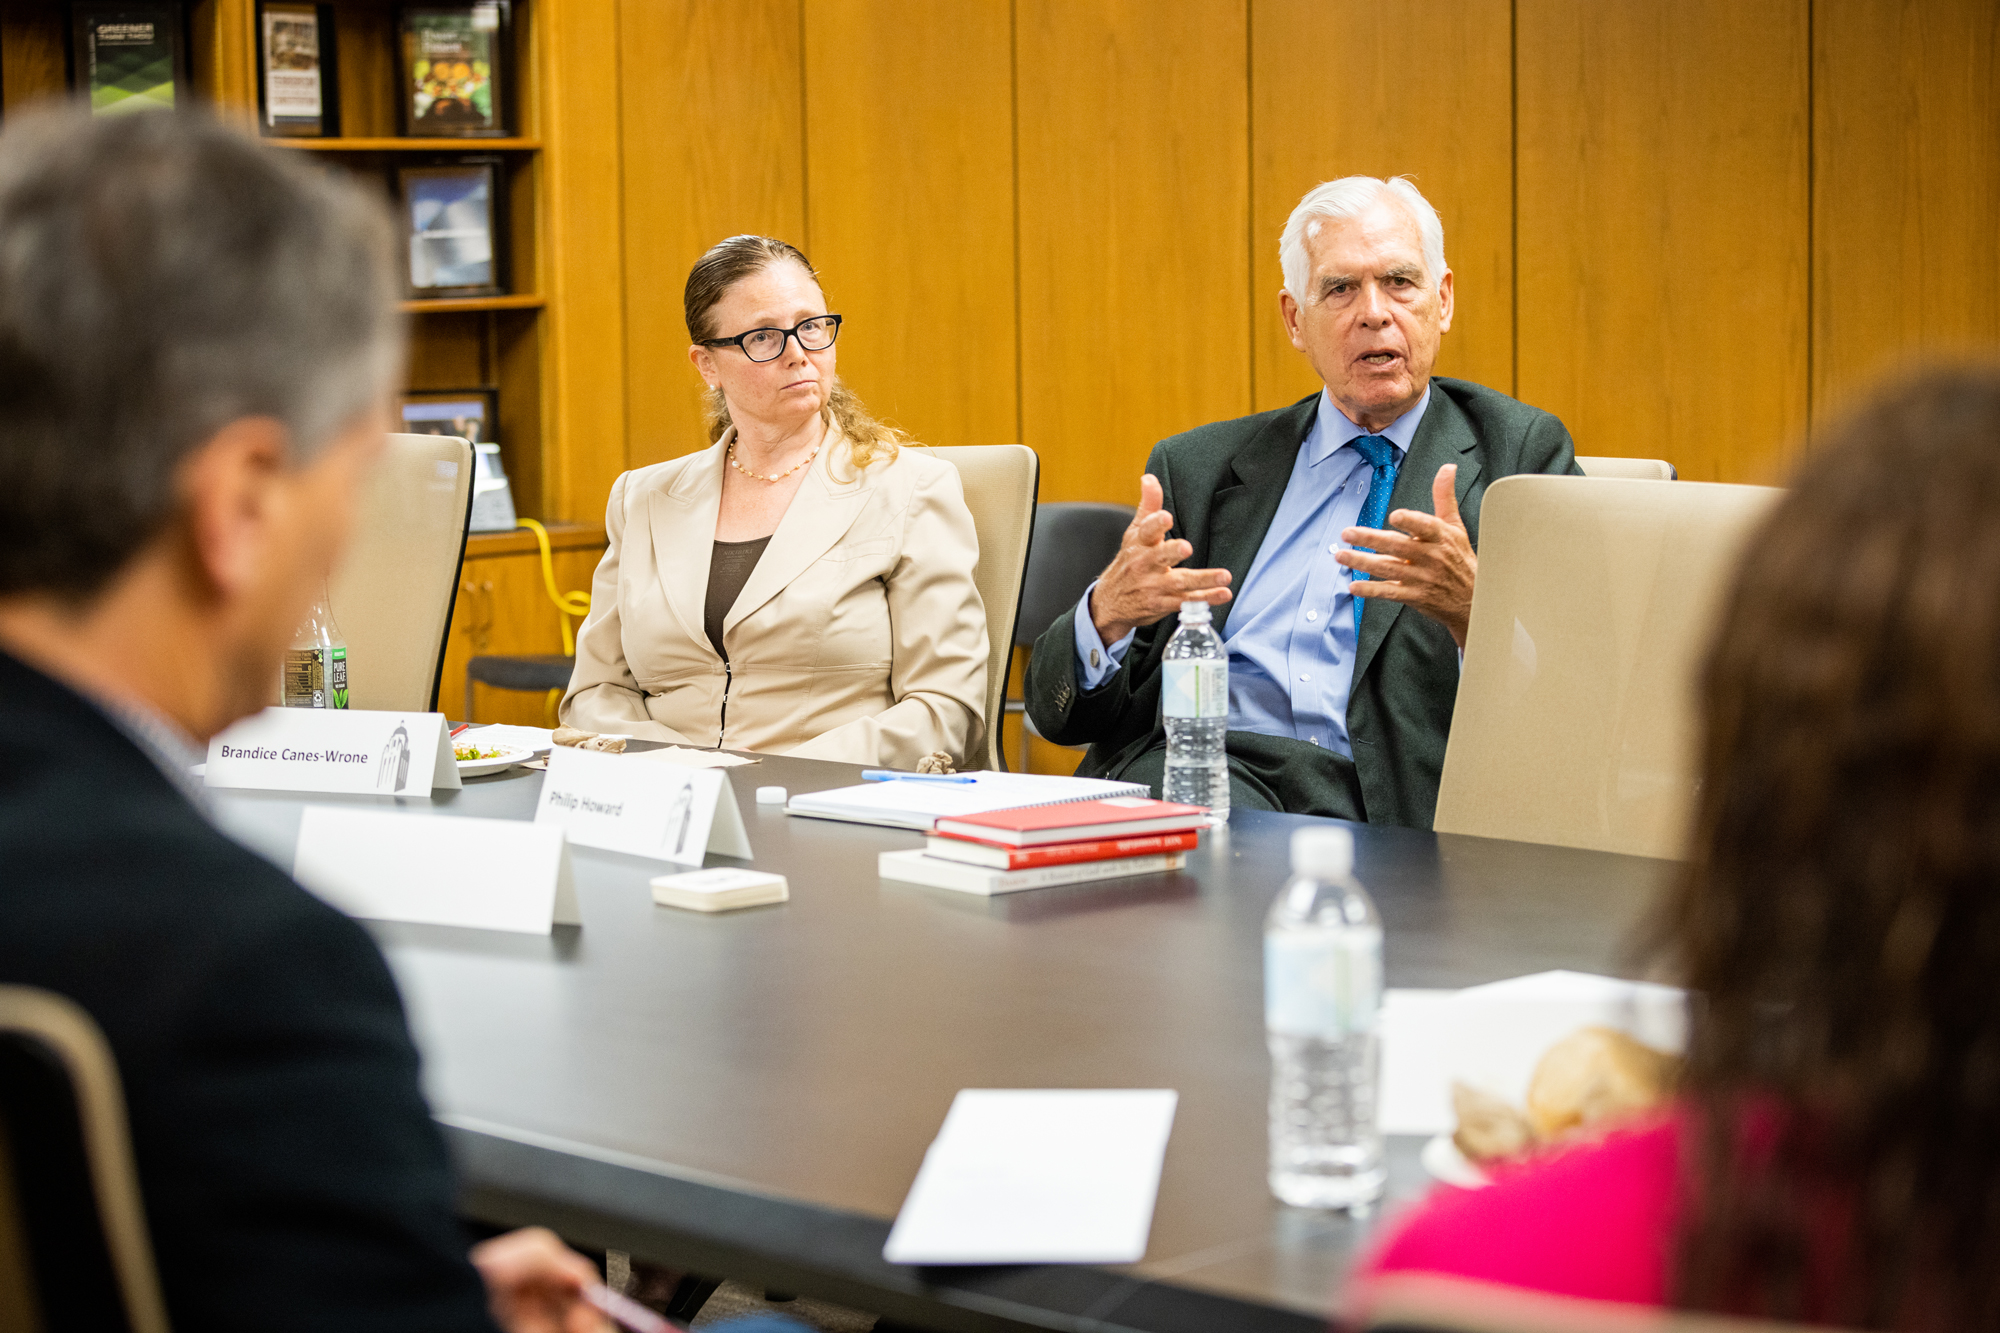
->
[1280,289,1306,351]
[177,417,290,598]
[1436,267,1455,335]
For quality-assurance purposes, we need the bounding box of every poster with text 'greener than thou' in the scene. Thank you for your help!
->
[72,3,189,116]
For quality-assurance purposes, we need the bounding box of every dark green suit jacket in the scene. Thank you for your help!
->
[1023,377,1580,830]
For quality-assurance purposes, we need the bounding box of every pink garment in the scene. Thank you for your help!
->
[1356,1112,1682,1307]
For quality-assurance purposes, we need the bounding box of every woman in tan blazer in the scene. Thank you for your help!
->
[561,235,988,768]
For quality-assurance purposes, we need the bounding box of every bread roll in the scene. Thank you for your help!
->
[1524,1026,1677,1140]
[1451,1081,1537,1164]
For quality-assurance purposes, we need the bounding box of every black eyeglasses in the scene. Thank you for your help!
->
[700,314,843,363]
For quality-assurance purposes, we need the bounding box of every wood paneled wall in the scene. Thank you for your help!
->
[556,0,1999,519]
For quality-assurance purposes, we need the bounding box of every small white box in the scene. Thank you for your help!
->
[650,867,788,913]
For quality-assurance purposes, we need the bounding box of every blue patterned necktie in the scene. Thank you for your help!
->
[1348,434,1399,631]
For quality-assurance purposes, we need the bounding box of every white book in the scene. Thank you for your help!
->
[878,848,1186,896]
[787,770,1147,831]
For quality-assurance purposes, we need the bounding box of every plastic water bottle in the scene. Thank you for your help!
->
[1162,600,1228,818]
[282,583,349,709]
[1265,825,1384,1209]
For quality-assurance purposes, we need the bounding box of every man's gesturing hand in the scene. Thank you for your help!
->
[1088,474,1232,645]
[1336,463,1477,648]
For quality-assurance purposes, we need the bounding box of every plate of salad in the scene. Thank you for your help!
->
[452,741,533,778]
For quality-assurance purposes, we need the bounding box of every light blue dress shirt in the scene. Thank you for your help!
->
[1072,385,1432,759]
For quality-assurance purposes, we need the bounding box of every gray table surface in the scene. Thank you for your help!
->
[211,752,1675,1333]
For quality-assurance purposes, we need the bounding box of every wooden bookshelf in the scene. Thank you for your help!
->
[0,0,562,524]
[402,294,546,315]
[0,2,624,726]
[275,136,542,151]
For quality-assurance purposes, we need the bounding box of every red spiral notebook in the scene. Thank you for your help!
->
[933,797,1208,847]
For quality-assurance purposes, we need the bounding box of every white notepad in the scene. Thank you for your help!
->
[786,771,1147,831]
[883,1089,1178,1265]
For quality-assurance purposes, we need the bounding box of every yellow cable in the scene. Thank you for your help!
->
[515,518,592,657]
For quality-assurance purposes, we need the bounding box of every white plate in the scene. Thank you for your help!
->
[455,745,534,778]
[1420,1133,1491,1189]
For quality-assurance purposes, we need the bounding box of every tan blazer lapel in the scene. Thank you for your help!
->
[725,426,871,633]
[646,437,727,655]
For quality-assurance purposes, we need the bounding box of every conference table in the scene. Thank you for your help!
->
[211,749,1675,1333]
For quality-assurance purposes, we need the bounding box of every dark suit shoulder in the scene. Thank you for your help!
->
[1152,394,1318,468]
[1428,377,1577,472]
[1429,375,1560,429]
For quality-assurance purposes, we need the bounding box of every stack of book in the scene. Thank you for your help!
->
[877,797,1209,896]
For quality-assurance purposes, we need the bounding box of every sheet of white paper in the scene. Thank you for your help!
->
[883,1089,1177,1265]
[457,724,557,754]
[292,807,579,934]
[633,746,758,768]
[1378,971,1688,1135]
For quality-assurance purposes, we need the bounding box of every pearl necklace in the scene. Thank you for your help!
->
[727,438,820,483]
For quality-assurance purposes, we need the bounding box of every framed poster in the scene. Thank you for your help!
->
[257,2,340,137]
[403,390,513,530]
[401,389,495,446]
[399,161,503,298]
[69,3,190,116]
[398,3,510,137]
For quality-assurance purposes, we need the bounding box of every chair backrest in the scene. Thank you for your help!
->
[925,445,1039,771]
[1014,502,1135,649]
[1575,455,1677,481]
[1433,475,1780,859]
[328,433,475,713]
[1364,1273,1860,1333]
[0,986,171,1333]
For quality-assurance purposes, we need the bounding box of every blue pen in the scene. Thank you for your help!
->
[861,770,978,784]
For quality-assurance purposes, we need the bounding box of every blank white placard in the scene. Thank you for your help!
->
[883,1089,1177,1265]
[293,806,578,934]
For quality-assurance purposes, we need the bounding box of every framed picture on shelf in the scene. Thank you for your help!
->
[402,391,516,532]
[399,161,503,298]
[257,2,339,137]
[398,2,510,137]
[401,388,495,445]
[69,2,190,116]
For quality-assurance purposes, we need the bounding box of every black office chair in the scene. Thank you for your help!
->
[465,519,587,724]
[1004,501,1134,771]
[0,986,170,1333]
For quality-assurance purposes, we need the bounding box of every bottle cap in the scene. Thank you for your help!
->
[1290,825,1353,878]
[1179,599,1212,620]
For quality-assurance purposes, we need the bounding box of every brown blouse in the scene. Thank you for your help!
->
[703,536,771,662]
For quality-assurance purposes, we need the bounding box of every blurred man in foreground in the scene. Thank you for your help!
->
[0,109,606,1332]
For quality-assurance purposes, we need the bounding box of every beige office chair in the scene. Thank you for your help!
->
[925,445,1039,771]
[1433,475,1780,860]
[1576,455,1677,481]
[1365,1273,1858,1333]
[0,986,172,1333]
[327,433,475,713]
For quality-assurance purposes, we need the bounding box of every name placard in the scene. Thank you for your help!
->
[207,708,460,797]
[534,745,753,865]
[293,807,580,935]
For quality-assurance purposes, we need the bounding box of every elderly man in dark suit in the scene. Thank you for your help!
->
[1025,176,1580,828]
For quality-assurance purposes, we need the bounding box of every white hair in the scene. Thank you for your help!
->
[1279,175,1446,303]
